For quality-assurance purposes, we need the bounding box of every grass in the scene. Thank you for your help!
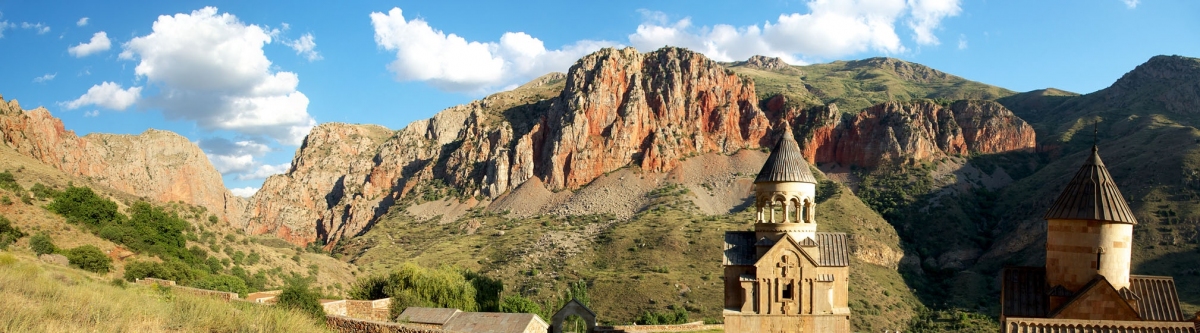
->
[0,252,330,332]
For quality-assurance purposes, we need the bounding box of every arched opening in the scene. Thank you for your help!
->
[802,199,812,223]
[564,314,587,333]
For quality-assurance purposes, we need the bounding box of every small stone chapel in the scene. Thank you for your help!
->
[722,127,851,333]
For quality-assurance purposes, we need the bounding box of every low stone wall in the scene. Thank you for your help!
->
[1004,318,1198,333]
[135,278,176,287]
[325,315,453,333]
[134,278,238,301]
[600,321,722,333]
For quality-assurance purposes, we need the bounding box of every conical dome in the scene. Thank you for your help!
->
[1043,146,1137,224]
[754,127,816,184]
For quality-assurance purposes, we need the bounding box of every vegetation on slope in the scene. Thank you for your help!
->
[0,252,329,332]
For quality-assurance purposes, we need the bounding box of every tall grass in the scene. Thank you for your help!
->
[0,253,330,332]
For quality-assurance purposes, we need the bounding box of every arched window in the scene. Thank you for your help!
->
[801,199,811,223]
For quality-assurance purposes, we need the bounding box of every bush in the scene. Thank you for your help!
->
[30,183,59,199]
[66,245,112,273]
[245,251,261,265]
[276,280,325,320]
[46,186,124,230]
[208,214,219,225]
[123,259,201,284]
[636,307,690,325]
[0,216,26,250]
[499,295,542,314]
[0,170,21,193]
[191,274,250,297]
[29,232,56,255]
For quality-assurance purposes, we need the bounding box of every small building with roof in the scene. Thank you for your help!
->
[722,127,852,333]
[398,307,549,333]
[1000,145,1198,332]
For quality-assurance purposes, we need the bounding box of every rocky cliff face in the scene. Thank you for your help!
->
[0,97,245,222]
[247,47,1039,247]
[794,99,1037,167]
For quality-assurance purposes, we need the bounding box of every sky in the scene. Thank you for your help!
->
[0,0,1197,196]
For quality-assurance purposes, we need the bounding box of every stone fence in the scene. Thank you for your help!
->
[598,321,722,333]
[326,315,457,333]
[134,278,240,301]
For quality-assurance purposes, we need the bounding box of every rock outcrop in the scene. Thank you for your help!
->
[786,99,1037,168]
[0,98,245,222]
[742,55,789,70]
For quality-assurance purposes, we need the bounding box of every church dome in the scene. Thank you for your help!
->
[754,127,817,184]
[1043,146,1137,224]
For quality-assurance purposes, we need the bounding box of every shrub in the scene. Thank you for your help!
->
[0,216,26,250]
[0,170,21,193]
[29,232,56,255]
[276,280,325,320]
[208,214,219,225]
[191,274,249,297]
[498,295,541,314]
[30,183,59,199]
[123,259,200,284]
[46,186,124,229]
[66,245,112,273]
[245,251,260,265]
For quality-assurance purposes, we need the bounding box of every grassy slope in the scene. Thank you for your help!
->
[344,167,921,331]
[0,252,329,332]
[729,57,1016,113]
[0,143,359,298]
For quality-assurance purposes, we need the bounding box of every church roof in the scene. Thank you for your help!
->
[722,231,848,267]
[1043,146,1137,224]
[1001,267,1187,322]
[1130,275,1185,321]
[754,127,817,184]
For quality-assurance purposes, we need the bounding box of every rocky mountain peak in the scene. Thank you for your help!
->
[743,55,789,70]
[848,57,952,84]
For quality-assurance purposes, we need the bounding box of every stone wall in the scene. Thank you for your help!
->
[1003,318,1198,333]
[325,315,452,333]
[723,314,851,333]
[600,321,723,333]
[134,278,239,301]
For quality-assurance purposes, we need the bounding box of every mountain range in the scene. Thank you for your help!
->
[2,47,1197,330]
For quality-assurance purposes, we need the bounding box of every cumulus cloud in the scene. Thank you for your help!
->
[62,82,141,110]
[68,31,111,57]
[284,33,321,61]
[237,163,290,180]
[120,7,315,146]
[630,0,961,63]
[370,7,616,92]
[21,22,49,34]
[230,186,259,197]
[33,73,56,83]
[77,17,89,26]
[198,137,291,180]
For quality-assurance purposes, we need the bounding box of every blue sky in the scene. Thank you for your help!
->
[0,0,1196,196]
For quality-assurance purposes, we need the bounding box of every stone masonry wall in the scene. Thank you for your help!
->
[325,315,453,333]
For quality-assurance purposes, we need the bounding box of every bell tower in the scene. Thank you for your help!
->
[753,126,819,245]
[1043,144,1137,294]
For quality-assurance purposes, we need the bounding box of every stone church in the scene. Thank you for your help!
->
[722,128,851,333]
[1000,144,1198,332]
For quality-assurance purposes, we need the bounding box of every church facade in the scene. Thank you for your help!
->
[722,128,851,333]
[1000,145,1198,332]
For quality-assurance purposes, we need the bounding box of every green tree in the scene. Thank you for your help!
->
[346,263,480,319]
[0,216,26,250]
[191,274,249,297]
[276,279,325,321]
[29,232,56,255]
[66,245,112,273]
[499,295,542,314]
[46,186,124,229]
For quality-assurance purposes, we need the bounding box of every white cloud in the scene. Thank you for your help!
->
[370,7,616,92]
[907,0,962,46]
[77,17,89,27]
[121,7,315,145]
[62,82,141,110]
[237,163,290,180]
[957,34,967,50]
[629,0,961,63]
[1121,0,1139,8]
[0,21,10,38]
[33,73,56,83]
[68,31,112,57]
[230,186,259,197]
[84,110,99,117]
[21,22,49,34]
[284,33,321,61]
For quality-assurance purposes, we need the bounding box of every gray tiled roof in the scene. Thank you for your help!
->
[442,312,546,333]
[815,232,849,267]
[1043,146,1137,224]
[1130,275,1185,321]
[1001,267,1048,318]
[724,231,756,266]
[754,127,817,184]
[398,307,461,325]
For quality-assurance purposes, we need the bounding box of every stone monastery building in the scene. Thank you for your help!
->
[1000,144,1197,332]
[722,128,852,333]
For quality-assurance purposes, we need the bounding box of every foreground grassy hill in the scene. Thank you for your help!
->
[0,252,329,332]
